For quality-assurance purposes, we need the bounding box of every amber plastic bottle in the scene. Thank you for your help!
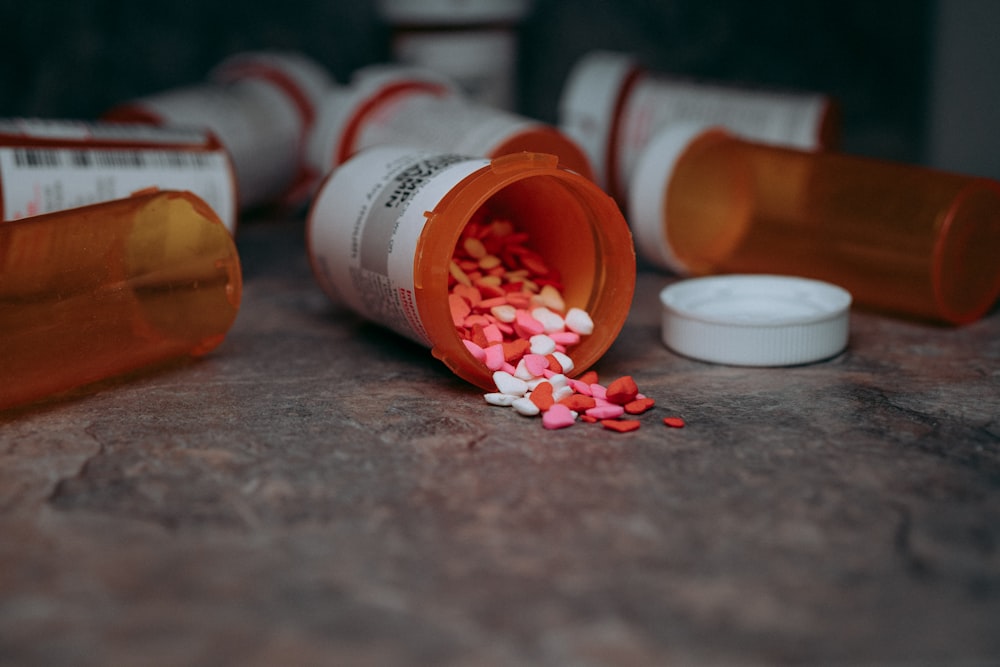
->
[0,190,242,411]
[559,50,838,202]
[307,147,635,389]
[629,124,1000,325]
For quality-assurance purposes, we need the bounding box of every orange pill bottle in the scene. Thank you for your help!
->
[0,118,237,232]
[306,65,595,182]
[0,190,242,411]
[629,123,1000,325]
[105,51,333,211]
[307,147,635,389]
[559,50,838,201]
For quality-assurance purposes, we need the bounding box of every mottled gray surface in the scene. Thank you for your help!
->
[2,217,999,666]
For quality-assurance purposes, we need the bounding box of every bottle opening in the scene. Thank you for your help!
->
[934,179,1000,324]
[664,131,754,275]
[126,191,243,353]
[415,158,635,389]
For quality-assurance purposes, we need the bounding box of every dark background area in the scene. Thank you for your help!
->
[0,0,997,177]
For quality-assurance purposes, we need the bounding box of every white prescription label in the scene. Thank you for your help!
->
[309,147,484,346]
[0,146,236,231]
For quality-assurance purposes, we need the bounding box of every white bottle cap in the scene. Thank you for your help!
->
[659,274,852,366]
[557,51,638,192]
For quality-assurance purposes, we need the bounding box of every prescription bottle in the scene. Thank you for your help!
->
[0,190,242,411]
[307,147,635,389]
[307,64,595,182]
[0,118,238,232]
[629,123,1000,325]
[375,0,533,110]
[559,50,838,201]
[104,51,334,211]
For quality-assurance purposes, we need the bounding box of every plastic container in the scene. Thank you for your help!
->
[0,118,237,232]
[375,0,533,110]
[629,123,1000,325]
[307,64,595,181]
[559,50,839,201]
[0,190,242,412]
[307,147,635,389]
[104,51,334,211]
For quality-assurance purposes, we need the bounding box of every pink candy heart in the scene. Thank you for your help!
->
[542,404,576,430]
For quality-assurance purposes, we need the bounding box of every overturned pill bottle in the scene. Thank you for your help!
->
[0,118,237,232]
[559,50,838,201]
[307,147,635,389]
[306,64,595,182]
[104,51,334,211]
[628,123,1000,325]
[0,190,242,412]
[375,0,533,110]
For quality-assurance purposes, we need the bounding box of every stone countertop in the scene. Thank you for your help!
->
[2,217,999,666]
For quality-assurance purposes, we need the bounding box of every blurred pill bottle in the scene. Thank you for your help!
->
[306,64,594,182]
[104,51,334,212]
[375,0,532,111]
[628,123,1000,325]
[559,50,839,201]
[307,147,635,389]
[0,118,238,233]
[0,190,242,412]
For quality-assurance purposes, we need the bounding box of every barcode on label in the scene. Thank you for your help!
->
[0,118,211,144]
[11,148,219,170]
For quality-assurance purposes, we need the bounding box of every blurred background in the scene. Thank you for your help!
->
[1,0,997,180]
